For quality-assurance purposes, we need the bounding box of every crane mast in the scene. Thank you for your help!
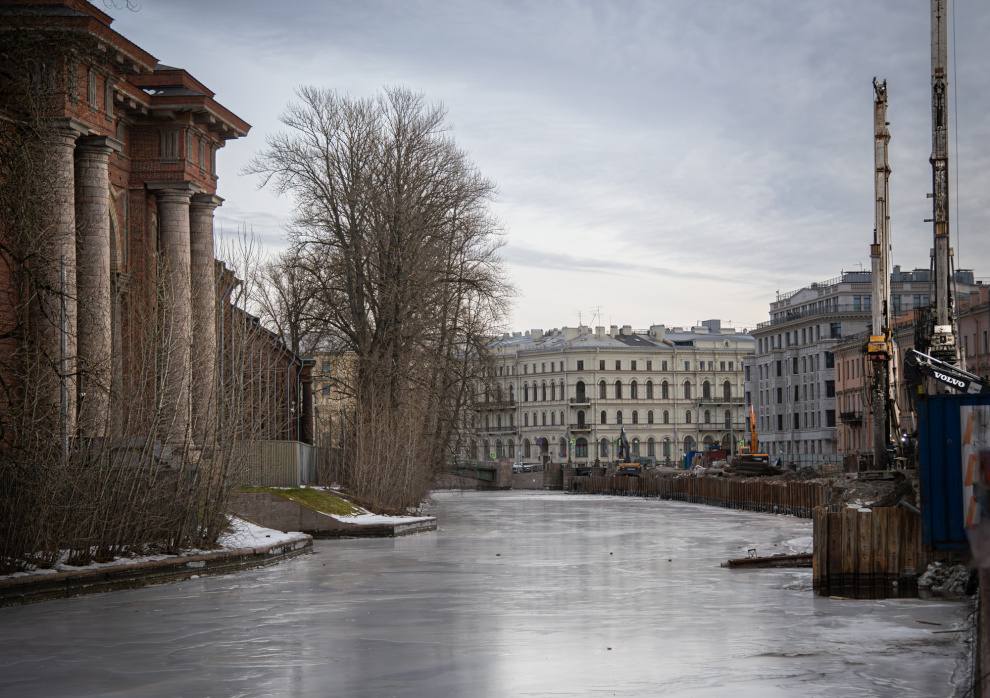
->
[866,78,897,469]
[928,0,958,364]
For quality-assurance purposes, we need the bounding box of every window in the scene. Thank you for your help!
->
[824,352,835,369]
[551,412,556,426]
[724,410,731,429]
[777,414,783,431]
[723,381,731,401]
[826,409,836,427]
[729,361,734,370]
[632,438,640,458]
[614,380,623,399]
[616,411,623,425]
[559,438,567,459]
[541,383,547,401]
[662,361,668,371]
[776,387,782,404]
[523,384,529,402]
[683,381,692,400]
[776,361,782,377]
[646,381,654,399]
[600,410,607,425]
[541,412,546,426]
[662,381,669,399]
[615,360,622,370]
[684,361,690,371]
[104,78,114,117]
[631,360,638,370]
[632,410,638,424]
[704,409,711,424]
[685,410,692,424]
[648,410,654,424]
[524,413,529,427]
[550,383,556,401]
[508,440,515,459]
[87,68,97,107]
[663,410,670,424]
[576,438,588,458]
[599,380,607,399]
[793,385,799,401]
[648,438,656,458]
[792,357,799,374]
[794,413,800,429]
[702,381,711,399]
[524,439,531,458]
[825,380,835,398]
[630,381,638,399]
[577,360,584,371]
[199,141,207,170]
[599,438,609,458]
[599,360,606,370]
[830,322,841,339]
[524,365,528,374]
[160,129,180,159]
[647,360,652,371]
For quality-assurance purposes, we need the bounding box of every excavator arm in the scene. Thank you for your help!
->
[906,348,990,395]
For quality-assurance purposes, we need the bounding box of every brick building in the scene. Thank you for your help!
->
[0,0,312,452]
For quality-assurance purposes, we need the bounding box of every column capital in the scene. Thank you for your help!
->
[190,193,224,211]
[76,135,124,157]
[148,181,198,204]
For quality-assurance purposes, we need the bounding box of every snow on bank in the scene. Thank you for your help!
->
[0,517,305,581]
[219,517,306,548]
[330,513,435,526]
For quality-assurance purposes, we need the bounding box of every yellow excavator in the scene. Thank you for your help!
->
[731,405,775,475]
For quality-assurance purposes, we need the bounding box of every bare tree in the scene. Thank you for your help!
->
[247,86,510,511]
[251,247,326,356]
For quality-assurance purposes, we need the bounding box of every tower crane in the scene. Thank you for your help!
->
[865,78,898,469]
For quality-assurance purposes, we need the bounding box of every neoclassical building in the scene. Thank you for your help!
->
[0,0,312,451]
[471,320,755,466]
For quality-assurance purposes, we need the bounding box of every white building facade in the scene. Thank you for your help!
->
[471,320,755,466]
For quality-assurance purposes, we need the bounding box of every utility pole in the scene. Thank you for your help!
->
[928,0,958,365]
[866,78,897,469]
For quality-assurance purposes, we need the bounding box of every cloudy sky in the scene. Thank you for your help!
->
[109,0,990,332]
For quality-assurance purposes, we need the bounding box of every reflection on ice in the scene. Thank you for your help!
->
[0,490,972,697]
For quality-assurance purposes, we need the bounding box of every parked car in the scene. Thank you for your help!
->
[512,462,525,473]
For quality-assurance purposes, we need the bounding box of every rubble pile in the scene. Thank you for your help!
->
[918,562,972,599]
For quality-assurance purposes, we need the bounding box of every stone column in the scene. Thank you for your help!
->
[156,187,194,446]
[74,136,118,439]
[33,122,81,443]
[189,194,222,448]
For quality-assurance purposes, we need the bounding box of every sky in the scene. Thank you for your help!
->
[107,0,990,333]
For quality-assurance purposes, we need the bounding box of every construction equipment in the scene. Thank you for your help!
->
[926,0,959,366]
[906,349,990,395]
[730,405,775,475]
[865,78,899,469]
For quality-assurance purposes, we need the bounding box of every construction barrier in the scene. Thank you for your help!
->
[569,474,830,519]
[811,506,949,599]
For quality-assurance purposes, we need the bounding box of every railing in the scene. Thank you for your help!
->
[568,423,592,433]
[756,304,870,330]
[569,396,591,405]
[839,411,863,424]
[478,399,516,409]
[695,397,745,405]
[483,425,518,434]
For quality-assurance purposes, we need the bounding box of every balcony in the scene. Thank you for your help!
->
[569,396,591,406]
[477,398,516,410]
[482,425,518,435]
[568,423,592,433]
[696,397,746,406]
[756,303,870,330]
[839,411,863,425]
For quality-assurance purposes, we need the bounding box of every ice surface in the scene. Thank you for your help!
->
[0,492,971,697]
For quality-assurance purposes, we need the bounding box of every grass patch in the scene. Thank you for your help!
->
[239,487,363,517]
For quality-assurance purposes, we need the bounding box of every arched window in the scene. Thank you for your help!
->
[483,439,491,460]
[630,380,638,399]
[599,410,607,425]
[684,381,692,400]
[647,410,654,424]
[551,412,556,426]
[723,380,731,401]
[577,410,586,426]
[632,438,640,457]
[541,412,547,426]
[599,380,607,399]
[616,410,623,425]
[541,382,547,401]
[484,387,490,403]
[550,382,556,401]
[702,381,711,399]
[539,437,549,455]
[509,385,515,402]
[524,412,529,426]
[599,438,609,458]
[704,409,711,424]
[663,410,670,424]
[663,438,671,459]
[646,380,654,399]
[662,381,669,399]
[576,437,588,458]
[576,380,586,402]
[523,384,529,402]
[560,410,564,425]
[508,439,515,458]
[703,435,715,448]
[684,436,696,454]
[632,410,639,425]
[647,437,656,457]
[495,439,504,458]
[559,437,567,458]
[485,414,490,428]
[524,438,531,458]
[686,410,692,424]
[724,410,731,429]
[560,381,565,400]
[470,440,478,460]
[721,434,733,452]
[614,380,623,399]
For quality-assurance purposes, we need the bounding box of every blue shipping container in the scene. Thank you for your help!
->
[917,394,990,551]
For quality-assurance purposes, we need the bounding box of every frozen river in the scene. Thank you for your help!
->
[0,491,972,697]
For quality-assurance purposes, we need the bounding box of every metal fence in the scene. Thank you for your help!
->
[239,440,318,487]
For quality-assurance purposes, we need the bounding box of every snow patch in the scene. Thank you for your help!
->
[218,517,307,548]
[330,513,435,526]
